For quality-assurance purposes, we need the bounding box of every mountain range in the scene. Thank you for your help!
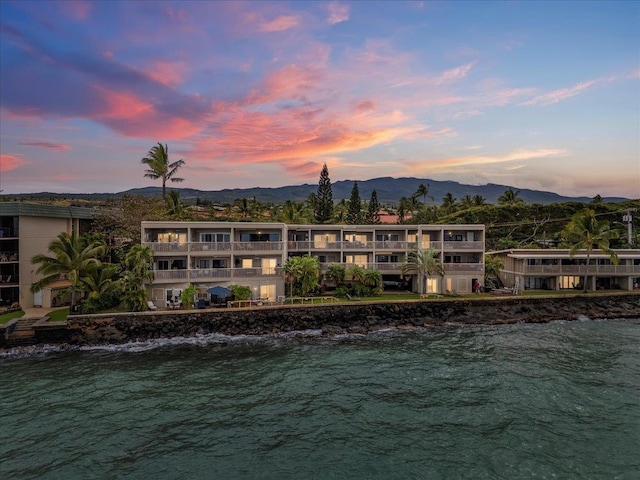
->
[6,177,630,205]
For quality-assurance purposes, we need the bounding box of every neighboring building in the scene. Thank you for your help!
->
[490,249,640,292]
[0,203,100,309]
[141,221,485,306]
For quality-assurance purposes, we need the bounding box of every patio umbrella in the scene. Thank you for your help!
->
[207,286,231,298]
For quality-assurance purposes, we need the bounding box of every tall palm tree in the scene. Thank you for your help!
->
[472,194,486,206]
[401,247,445,294]
[498,187,524,205]
[141,143,185,199]
[441,192,457,215]
[413,183,434,206]
[562,209,619,293]
[31,232,106,310]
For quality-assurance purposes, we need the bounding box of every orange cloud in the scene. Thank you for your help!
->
[0,154,27,172]
[409,148,568,172]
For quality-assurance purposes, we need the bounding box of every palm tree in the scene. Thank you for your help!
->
[121,244,155,311]
[460,194,474,210]
[281,255,321,296]
[141,143,185,200]
[280,200,310,224]
[413,183,434,206]
[31,232,106,310]
[472,194,486,206]
[401,247,445,294]
[498,187,524,206]
[325,263,345,287]
[484,254,504,287]
[562,209,619,293]
[441,192,457,215]
[79,264,121,312]
[345,264,366,285]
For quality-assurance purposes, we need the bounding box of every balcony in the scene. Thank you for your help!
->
[442,241,484,251]
[443,263,484,273]
[190,242,232,253]
[144,242,188,253]
[152,267,282,283]
[0,252,18,262]
[233,241,283,252]
[522,265,640,275]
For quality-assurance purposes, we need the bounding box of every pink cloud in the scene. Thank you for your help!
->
[520,80,597,106]
[434,62,475,84]
[52,173,77,181]
[61,0,91,20]
[91,84,202,140]
[18,141,71,151]
[260,14,301,32]
[327,3,350,24]
[145,61,187,87]
[0,154,27,172]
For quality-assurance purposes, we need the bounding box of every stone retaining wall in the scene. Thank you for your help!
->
[59,294,640,346]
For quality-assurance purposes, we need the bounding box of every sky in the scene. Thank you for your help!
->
[0,0,639,198]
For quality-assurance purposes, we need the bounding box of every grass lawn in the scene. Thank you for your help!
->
[48,308,70,322]
[0,310,25,325]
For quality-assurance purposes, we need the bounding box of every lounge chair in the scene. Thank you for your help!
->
[346,293,361,301]
[147,300,158,310]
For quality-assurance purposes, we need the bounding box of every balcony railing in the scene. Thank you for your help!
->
[190,242,232,252]
[0,252,18,262]
[152,267,282,282]
[442,241,484,250]
[233,242,284,252]
[442,263,484,272]
[144,242,189,253]
[522,265,640,275]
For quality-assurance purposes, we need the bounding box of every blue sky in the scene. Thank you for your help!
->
[1,0,638,198]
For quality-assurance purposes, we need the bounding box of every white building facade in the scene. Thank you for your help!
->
[141,221,486,306]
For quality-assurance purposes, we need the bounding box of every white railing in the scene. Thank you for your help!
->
[144,242,189,253]
[523,265,640,275]
[443,263,484,272]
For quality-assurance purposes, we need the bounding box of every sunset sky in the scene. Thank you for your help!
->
[1,0,638,198]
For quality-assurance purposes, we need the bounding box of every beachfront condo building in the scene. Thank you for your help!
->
[141,221,486,307]
[0,203,100,309]
[490,248,640,292]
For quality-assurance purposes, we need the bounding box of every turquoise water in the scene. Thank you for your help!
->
[1,319,639,479]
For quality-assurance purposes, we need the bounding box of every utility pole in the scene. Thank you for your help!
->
[622,210,633,246]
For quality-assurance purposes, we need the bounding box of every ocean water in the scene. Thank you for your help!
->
[1,319,639,480]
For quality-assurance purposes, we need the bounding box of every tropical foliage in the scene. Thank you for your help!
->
[562,209,619,292]
[281,255,321,296]
[31,232,107,310]
[141,143,185,199]
[401,248,445,294]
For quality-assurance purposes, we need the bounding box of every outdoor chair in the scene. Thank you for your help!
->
[147,300,158,310]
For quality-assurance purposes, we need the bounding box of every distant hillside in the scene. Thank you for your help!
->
[3,177,630,205]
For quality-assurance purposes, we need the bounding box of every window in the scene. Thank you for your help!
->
[240,232,280,242]
[376,255,399,263]
[201,232,230,243]
[376,234,399,241]
[198,259,210,269]
[156,260,169,270]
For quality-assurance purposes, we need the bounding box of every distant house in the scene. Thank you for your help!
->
[490,248,640,291]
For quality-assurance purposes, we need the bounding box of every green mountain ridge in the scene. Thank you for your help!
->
[3,177,630,205]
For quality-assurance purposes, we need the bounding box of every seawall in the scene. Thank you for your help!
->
[8,293,638,348]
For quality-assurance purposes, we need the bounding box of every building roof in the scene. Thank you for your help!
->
[0,202,101,219]
[489,248,640,259]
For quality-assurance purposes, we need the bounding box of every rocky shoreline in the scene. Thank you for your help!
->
[3,293,638,350]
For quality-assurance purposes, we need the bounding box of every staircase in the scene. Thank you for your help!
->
[6,318,39,348]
